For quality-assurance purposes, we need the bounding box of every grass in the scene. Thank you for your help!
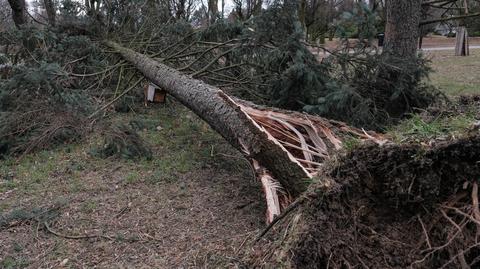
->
[389,112,476,143]
[0,101,233,210]
[385,48,479,141]
[427,49,480,96]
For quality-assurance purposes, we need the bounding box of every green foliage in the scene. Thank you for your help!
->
[305,53,441,129]
[174,2,439,129]
[0,256,29,269]
[301,3,440,130]
[0,27,106,157]
[335,3,378,41]
[267,38,331,110]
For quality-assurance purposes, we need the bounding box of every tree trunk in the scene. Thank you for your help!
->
[43,0,56,26]
[455,27,469,56]
[208,0,218,25]
[7,0,27,28]
[384,0,421,58]
[298,0,307,38]
[105,41,385,221]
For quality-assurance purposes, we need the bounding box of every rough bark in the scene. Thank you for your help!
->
[208,0,218,24]
[384,0,421,58]
[7,0,27,28]
[43,0,56,26]
[106,41,310,197]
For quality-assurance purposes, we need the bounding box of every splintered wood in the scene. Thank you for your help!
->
[107,40,387,223]
[239,104,387,222]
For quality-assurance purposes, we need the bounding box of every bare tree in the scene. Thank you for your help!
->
[170,0,197,20]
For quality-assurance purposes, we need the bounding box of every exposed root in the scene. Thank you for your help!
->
[249,134,480,268]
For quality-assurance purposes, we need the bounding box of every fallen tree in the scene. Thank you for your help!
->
[105,41,385,221]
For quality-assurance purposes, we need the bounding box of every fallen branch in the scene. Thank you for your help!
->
[44,221,113,240]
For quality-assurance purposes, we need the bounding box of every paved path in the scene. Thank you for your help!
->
[421,45,480,51]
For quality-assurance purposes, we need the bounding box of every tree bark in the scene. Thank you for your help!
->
[7,0,27,28]
[106,41,309,196]
[208,0,218,24]
[384,0,421,58]
[43,0,56,26]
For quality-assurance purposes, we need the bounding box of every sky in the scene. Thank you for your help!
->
[27,0,236,14]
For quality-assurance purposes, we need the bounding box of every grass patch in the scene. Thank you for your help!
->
[427,49,480,96]
[0,256,30,269]
[389,113,476,143]
[0,101,229,195]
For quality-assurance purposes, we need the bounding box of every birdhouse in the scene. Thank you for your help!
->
[144,82,167,104]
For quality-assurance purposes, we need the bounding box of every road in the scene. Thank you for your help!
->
[421,45,480,51]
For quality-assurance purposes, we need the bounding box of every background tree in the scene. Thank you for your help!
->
[232,0,263,20]
[7,0,27,28]
[384,0,421,58]
[0,0,14,30]
[43,0,56,26]
[208,0,218,24]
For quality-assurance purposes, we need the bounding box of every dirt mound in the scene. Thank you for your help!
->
[257,134,480,268]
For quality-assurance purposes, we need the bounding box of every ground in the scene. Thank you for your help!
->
[0,48,479,268]
[0,103,264,268]
[427,49,480,95]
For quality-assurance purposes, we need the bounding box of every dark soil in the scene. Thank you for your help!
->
[273,134,480,268]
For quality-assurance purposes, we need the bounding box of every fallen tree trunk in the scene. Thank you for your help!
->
[106,41,384,221]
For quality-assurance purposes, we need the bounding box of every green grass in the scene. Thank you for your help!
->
[427,49,480,96]
[387,49,479,141]
[0,102,230,211]
[0,256,30,269]
[389,113,476,143]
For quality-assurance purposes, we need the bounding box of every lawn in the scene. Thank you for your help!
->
[427,48,480,96]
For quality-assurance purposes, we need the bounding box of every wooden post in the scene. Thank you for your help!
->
[455,0,470,56]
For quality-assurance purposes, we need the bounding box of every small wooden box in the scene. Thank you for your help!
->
[145,82,167,104]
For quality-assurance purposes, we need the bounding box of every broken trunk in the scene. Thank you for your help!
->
[106,41,384,221]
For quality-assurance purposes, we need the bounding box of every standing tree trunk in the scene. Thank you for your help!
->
[252,0,262,16]
[105,41,384,222]
[43,0,56,26]
[455,0,470,56]
[7,0,27,28]
[384,0,421,58]
[208,0,218,25]
[298,0,307,40]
